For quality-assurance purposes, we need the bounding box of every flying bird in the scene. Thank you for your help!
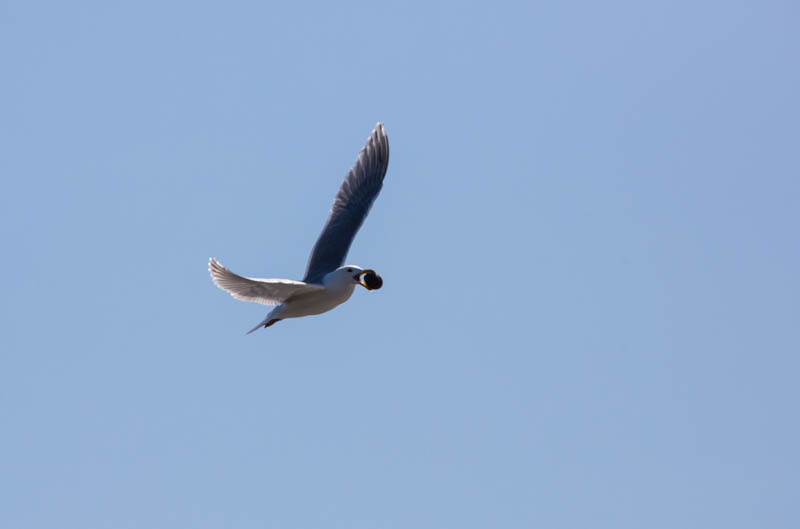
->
[209,122,389,333]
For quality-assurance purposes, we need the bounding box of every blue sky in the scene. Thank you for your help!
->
[2,1,798,527]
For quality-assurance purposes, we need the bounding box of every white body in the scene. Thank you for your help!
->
[271,271,357,320]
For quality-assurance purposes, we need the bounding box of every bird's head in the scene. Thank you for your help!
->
[325,266,383,290]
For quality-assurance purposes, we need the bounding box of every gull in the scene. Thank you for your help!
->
[209,122,389,334]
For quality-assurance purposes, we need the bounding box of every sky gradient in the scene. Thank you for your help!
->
[2,1,799,528]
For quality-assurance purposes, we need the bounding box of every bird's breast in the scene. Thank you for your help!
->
[282,284,355,318]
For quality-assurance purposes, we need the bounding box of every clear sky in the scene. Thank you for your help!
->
[2,1,798,528]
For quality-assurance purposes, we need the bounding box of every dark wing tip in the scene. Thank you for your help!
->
[362,122,389,182]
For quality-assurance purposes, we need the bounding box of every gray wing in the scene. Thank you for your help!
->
[210,258,324,305]
[302,122,389,283]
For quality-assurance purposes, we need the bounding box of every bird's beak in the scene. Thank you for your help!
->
[355,269,376,288]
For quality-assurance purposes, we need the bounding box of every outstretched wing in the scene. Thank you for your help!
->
[209,258,324,305]
[302,122,389,283]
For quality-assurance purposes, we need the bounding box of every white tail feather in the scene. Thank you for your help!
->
[246,305,283,334]
[246,315,272,335]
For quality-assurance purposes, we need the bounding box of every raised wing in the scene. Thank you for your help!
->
[209,258,324,305]
[302,123,389,283]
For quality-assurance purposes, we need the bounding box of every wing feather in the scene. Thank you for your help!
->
[209,258,323,305]
[302,123,389,283]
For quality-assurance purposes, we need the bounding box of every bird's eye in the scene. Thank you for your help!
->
[347,268,353,272]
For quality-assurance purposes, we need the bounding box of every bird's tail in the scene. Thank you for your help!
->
[246,307,283,334]
[246,316,271,335]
